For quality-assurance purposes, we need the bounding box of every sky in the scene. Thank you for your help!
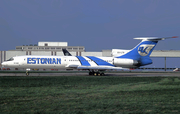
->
[0,0,180,68]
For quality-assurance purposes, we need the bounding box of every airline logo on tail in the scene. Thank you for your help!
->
[138,44,155,56]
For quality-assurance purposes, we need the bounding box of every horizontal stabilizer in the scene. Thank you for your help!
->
[134,36,178,41]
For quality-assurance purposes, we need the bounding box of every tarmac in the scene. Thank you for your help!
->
[1,72,180,77]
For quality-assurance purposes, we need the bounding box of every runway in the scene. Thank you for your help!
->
[1,72,180,77]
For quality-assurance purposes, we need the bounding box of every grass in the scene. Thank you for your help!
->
[0,76,180,113]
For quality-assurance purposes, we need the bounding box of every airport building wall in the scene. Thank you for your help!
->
[31,51,53,56]
[0,51,6,63]
[151,50,180,57]
[100,50,180,57]
[6,51,26,60]
[2,50,180,62]
[1,41,180,68]
[38,42,68,46]
[1,49,180,71]
[56,52,77,56]
[81,52,103,56]
[102,50,112,57]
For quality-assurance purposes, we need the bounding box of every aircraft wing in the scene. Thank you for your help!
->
[66,64,129,70]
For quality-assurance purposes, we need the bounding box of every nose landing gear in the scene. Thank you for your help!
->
[26,68,31,76]
[26,71,29,76]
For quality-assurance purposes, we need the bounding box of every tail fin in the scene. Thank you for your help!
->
[116,36,178,66]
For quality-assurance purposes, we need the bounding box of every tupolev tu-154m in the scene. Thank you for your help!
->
[1,36,177,76]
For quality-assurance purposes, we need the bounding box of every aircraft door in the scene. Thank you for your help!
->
[61,57,68,65]
[18,58,26,67]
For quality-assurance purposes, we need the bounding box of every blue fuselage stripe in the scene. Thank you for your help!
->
[76,56,90,66]
[86,56,114,66]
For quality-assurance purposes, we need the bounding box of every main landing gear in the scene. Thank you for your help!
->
[89,70,105,76]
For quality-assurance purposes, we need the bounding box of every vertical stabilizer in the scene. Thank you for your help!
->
[116,36,177,66]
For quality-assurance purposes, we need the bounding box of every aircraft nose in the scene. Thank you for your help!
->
[1,62,7,67]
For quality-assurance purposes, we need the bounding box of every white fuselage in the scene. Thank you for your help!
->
[1,55,138,69]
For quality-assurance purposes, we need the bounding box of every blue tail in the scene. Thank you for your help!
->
[116,36,177,66]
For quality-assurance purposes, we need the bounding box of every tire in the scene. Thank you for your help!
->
[94,72,97,76]
[26,72,29,76]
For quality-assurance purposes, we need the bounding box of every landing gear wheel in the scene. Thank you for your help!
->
[94,72,97,76]
[88,71,105,76]
[26,71,29,76]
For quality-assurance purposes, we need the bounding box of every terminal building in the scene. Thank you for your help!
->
[0,41,180,70]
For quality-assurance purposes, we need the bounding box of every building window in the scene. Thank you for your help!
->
[16,47,23,49]
[44,43,48,46]
[39,47,44,49]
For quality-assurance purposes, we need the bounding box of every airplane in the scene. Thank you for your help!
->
[1,36,177,76]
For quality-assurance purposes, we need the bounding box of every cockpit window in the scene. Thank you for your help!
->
[7,57,14,61]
